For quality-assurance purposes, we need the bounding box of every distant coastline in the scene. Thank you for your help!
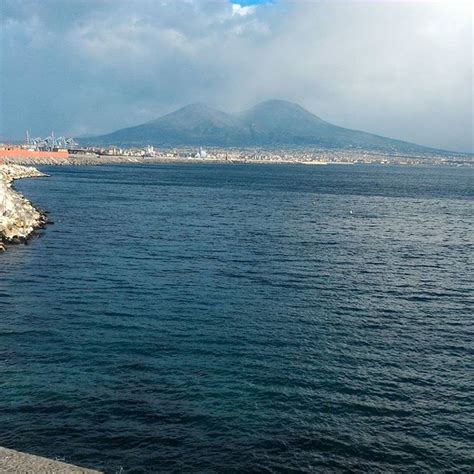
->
[1,147,472,167]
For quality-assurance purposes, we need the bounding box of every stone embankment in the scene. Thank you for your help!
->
[2,154,152,166]
[0,164,48,252]
[1,154,226,166]
[0,446,101,473]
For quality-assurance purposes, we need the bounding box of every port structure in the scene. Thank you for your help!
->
[25,131,78,151]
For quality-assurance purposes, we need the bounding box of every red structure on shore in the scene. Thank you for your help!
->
[0,146,69,159]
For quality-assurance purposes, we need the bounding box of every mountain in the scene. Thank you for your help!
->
[82,99,439,153]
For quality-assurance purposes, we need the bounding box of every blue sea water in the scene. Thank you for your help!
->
[0,163,473,473]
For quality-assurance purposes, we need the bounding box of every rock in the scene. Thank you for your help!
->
[0,165,48,252]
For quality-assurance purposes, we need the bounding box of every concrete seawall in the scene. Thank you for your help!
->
[0,164,48,252]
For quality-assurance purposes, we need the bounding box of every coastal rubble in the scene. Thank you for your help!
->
[1,155,145,166]
[0,164,48,252]
[0,446,101,473]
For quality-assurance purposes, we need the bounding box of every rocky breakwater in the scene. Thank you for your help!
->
[0,164,48,252]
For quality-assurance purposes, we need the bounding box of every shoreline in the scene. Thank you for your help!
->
[1,153,471,168]
[0,164,49,252]
[1,155,332,166]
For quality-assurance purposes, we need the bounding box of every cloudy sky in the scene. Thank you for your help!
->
[0,0,472,152]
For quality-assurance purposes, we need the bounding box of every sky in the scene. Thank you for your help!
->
[0,0,472,152]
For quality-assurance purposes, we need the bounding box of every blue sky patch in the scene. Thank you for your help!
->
[230,0,273,6]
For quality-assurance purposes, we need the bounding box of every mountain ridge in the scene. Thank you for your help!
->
[81,100,445,154]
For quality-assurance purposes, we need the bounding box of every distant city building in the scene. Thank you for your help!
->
[195,147,207,158]
[145,145,156,157]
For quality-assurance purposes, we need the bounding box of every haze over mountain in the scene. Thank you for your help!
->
[82,100,443,153]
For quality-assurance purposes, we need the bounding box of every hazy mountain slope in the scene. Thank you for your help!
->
[238,100,430,151]
[238,99,331,134]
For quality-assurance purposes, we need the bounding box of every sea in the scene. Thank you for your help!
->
[0,163,473,473]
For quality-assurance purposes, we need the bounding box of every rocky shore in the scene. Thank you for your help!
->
[1,154,146,166]
[0,164,48,252]
[0,154,226,166]
[0,446,101,473]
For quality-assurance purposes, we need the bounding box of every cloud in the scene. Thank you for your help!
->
[232,4,257,16]
[0,0,471,152]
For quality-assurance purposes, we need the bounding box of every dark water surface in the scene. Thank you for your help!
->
[1,164,473,473]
